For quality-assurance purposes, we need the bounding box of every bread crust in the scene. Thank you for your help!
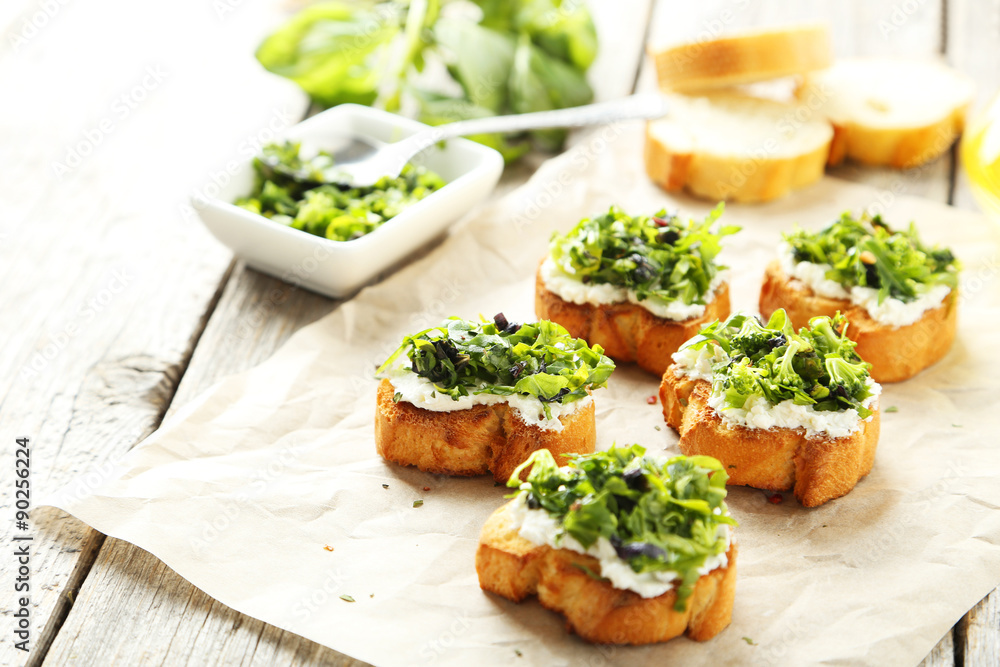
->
[475,502,737,644]
[651,24,831,92]
[758,260,958,383]
[659,372,880,507]
[797,60,973,169]
[822,108,968,169]
[375,378,595,483]
[534,263,731,375]
[644,119,831,204]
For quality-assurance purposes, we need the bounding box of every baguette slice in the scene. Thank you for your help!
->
[645,93,833,203]
[798,58,975,168]
[758,260,958,383]
[475,501,737,644]
[651,24,831,92]
[535,263,731,375]
[659,372,880,507]
[375,378,595,484]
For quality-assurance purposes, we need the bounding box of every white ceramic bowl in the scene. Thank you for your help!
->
[193,104,504,298]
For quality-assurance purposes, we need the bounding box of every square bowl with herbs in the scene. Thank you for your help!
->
[192,104,503,298]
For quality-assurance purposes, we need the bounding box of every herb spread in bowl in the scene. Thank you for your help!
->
[541,204,739,321]
[376,314,615,431]
[673,309,880,438]
[506,446,736,606]
[235,141,446,242]
[780,212,959,327]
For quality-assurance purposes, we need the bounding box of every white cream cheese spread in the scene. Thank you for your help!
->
[540,257,723,322]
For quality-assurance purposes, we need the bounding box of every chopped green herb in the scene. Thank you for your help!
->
[515,649,523,657]
[783,212,959,303]
[885,406,899,413]
[548,204,738,307]
[953,423,962,428]
[413,499,424,508]
[682,309,875,418]
[377,314,615,419]
[392,392,402,404]
[235,141,445,242]
[654,425,662,431]
[339,594,355,603]
[382,483,389,489]
[743,636,757,646]
[509,446,736,611]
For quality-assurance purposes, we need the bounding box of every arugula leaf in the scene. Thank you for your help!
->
[377,315,615,408]
[682,310,876,417]
[784,212,960,303]
[549,204,738,306]
[509,446,736,611]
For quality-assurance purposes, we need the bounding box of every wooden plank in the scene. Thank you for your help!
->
[0,1,308,665]
[39,2,655,664]
[946,0,1000,212]
[945,0,1000,661]
[958,589,1000,665]
[918,630,955,667]
[639,3,958,665]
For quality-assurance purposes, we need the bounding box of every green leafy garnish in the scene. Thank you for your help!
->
[548,204,738,307]
[377,314,614,419]
[784,212,959,304]
[339,594,355,603]
[235,141,445,241]
[413,499,424,508]
[254,0,597,159]
[509,446,736,611]
[683,309,876,418]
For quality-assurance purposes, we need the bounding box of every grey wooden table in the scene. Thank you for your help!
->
[2,1,998,665]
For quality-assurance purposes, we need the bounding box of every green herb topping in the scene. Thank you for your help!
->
[547,204,739,306]
[235,141,445,242]
[783,212,959,303]
[682,309,876,418]
[509,446,735,610]
[377,314,614,418]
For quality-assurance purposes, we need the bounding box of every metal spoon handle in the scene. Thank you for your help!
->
[393,93,669,159]
[434,93,669,139]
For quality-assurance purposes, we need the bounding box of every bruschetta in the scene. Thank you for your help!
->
[375,314,614,483]
[660,310,881,507]
[476,447,737,644]
[536,205,737,375]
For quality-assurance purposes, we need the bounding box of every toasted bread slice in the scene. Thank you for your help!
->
[650,24,831,92]
[759,260,958,383]
[798,58,975,168]
[644,93,833,203]
[475,502,737,644]
[659,372,880,507]
[375,378,595,483]
[535,264,731,376]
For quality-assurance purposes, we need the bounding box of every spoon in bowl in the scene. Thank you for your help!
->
[322,93,670,188]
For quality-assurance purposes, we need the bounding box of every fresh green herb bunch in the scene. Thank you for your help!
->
[255,0,597,160]
[509,446,736,610]
[548,204,739,306]
[235,141,445,242]
[686,309,876,418]
[378,314,615,417]
[784,212,959,303]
